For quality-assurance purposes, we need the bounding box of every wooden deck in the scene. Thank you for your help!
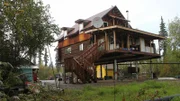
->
[95,49,160,65]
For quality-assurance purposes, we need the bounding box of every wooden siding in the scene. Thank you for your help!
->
[58,33,91,48]
[102,8,127,27]
[59,40,91,62]
[103,16,113,26]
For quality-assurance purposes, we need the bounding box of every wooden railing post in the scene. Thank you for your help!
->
[105,32,108,50]
[113,30,116,49]
[127,34,130,50]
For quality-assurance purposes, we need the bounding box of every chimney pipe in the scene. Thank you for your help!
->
[126,10,129,27]
[126,10,129,21]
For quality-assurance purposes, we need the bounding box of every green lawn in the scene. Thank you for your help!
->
[60,80,180,101]
[4,80,179,101]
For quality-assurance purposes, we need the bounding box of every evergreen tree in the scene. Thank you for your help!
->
[159,16,168,56]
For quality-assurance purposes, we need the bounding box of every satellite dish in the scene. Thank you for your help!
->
[92,17,103,28]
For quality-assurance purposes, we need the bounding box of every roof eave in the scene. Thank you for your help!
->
[85,25,165,40]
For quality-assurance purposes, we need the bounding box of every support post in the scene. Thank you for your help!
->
[117,63,119,81]
[127,34,130,50]
[114,59,118,80]
[150,60,153,79]
[121,36,124,48]
[105,32,108,50]
[158,40,161,55]
[100,65,103,79]
[94,65,97,83]
[135,61,138,80]
[113,30,116,49]
[105,64,108,80]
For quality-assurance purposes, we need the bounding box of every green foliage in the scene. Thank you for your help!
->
[0,61,23,87]
[38,64,57,80]
[156,16,180,77]
[169,16,180,50]
[172,96,180,101]
[0,0,60,66]
[167,16,180,61]
[3,72,23,87]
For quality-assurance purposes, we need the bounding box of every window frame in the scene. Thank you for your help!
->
[79,43,83,51]
[65,47,71,54]
[103,21,108,27]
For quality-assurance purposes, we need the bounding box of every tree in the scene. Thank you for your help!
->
[44,48,48,66]
[158,16,180,76]
[169,17,180,51]
[168,16,180,61]
[159,16,168,56]
[0,0,60,66]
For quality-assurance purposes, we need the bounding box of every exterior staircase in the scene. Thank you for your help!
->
[64,42,106,83]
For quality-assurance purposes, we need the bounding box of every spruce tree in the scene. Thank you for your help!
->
[159,16,168,56]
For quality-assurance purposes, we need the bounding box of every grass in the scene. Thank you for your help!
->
[60,80,180,101]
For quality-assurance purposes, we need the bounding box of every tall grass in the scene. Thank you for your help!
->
[61,80,180,101]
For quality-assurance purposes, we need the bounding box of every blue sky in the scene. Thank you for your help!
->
[42,0,180,65]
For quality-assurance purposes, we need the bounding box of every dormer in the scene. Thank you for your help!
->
[75,19,90,33]
[75,19,84,32]
[61,27,68,40]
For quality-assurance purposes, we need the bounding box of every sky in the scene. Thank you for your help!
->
[42,0,180,65]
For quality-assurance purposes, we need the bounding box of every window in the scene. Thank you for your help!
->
[79,43,83,51]
[103,21,108,27]
[65,47,71,54]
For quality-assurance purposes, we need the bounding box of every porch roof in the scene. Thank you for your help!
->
[85,25,165,40]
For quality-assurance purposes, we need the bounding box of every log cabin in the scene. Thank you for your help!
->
[56,6,165,83]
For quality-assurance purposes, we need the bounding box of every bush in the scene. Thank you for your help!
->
[38,64,58,80]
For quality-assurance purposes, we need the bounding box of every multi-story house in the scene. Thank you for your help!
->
[56,6,164,83]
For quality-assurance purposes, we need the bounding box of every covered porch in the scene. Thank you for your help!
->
[85,25,164,81]
[87,25,164,54]
[86,25,164,64]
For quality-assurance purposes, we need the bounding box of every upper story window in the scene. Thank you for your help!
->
[65,47,71,54]
[79,43,83,51]
[103,21,108,27]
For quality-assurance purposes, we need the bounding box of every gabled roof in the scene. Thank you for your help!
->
[57,6,129,41]
[63,6,118,37]
[86,6,115,21]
